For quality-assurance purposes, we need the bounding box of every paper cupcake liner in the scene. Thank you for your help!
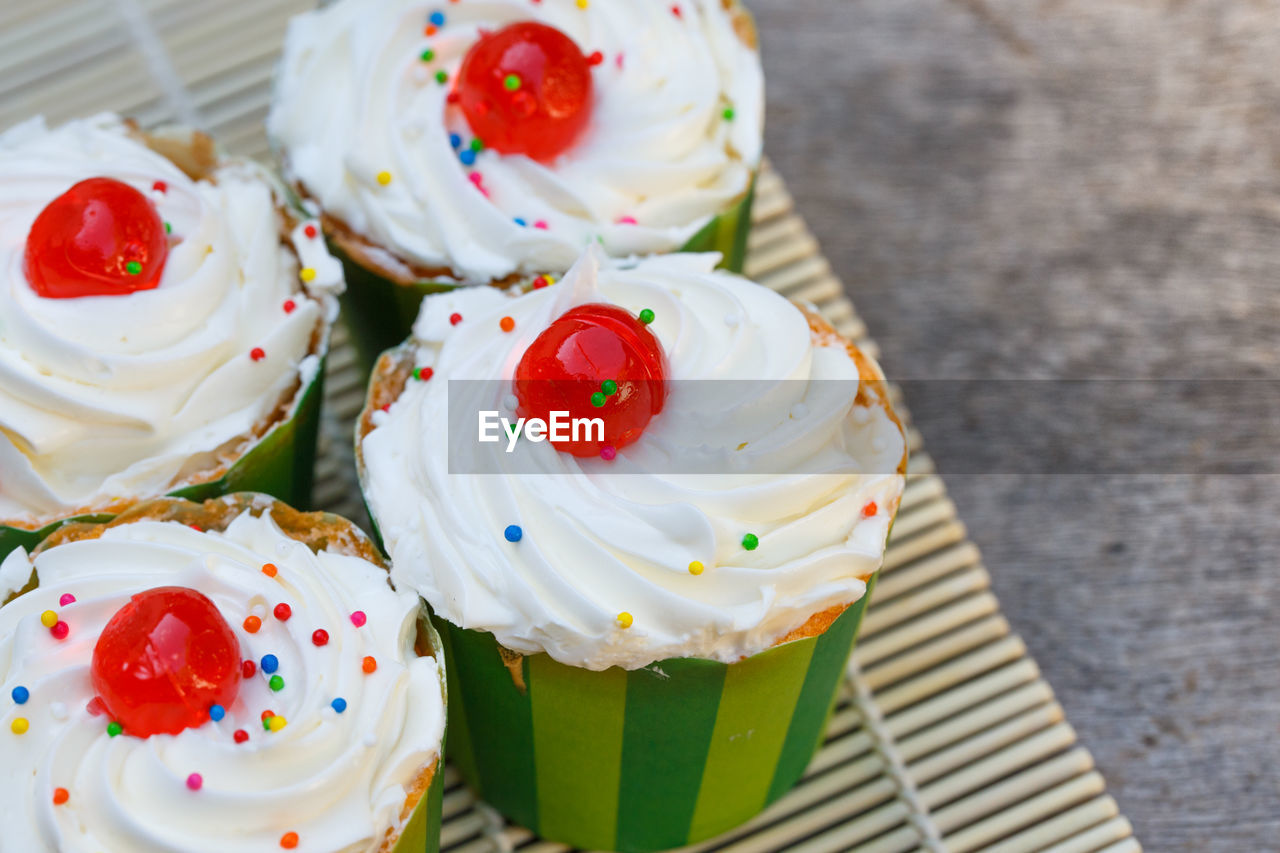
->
[436,575,876,853]
[0,360,325,563]
[336,176,758,371]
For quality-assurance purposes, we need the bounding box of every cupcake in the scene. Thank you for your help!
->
[269,0,763,362]
[357,249,906,851]
[0,114,343,561]
[0,494,446,853]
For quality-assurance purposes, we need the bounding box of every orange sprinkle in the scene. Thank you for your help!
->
[52,788,69,806]
[280,832,299,849]
[362,656,378,674]
[425,24,438,36]
[243,615,262,634]
[861,501,878,518]
[261,563,278,578]
[499,316,515,333]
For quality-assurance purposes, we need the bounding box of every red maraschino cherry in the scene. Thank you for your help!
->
[456,21,594,162]
[25,177,168,298]
[515,303,667,457]
[91,587,241,738]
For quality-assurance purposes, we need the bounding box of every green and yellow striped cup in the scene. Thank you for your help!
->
[438,573,874,853]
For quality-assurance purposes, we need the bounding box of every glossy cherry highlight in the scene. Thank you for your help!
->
[25,177,169,298]
[456,22,594,162]
[515,303,667,457]
[90,587,241,739]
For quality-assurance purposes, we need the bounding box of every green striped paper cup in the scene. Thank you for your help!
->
[0,358,325,563]
[438,574,875,853]
[336,176,757,372]
[390,755,445,853]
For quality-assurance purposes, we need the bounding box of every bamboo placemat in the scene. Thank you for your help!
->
[1,2,1140,850]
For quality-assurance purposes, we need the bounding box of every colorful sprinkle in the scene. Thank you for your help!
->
[688,560,705,575]
[362,656,378,674]
[587,50,604,66]
[86,697,106,717]
[268,715,288,733]
[261,654,279,674]
[590,391,606,408]
[616,612,633,629]
[331,697,348,714]
[209,704,226,722]
[262,563,279,578]
[261,710,275,722]
[280,832,299,849]
[425,24,438,36]
[450,133,462,148]
[376,170,393,186]
[514,217,527,227]
[742,533,759,551]
[300,267,317,283]
[269,675,285,692]
[283,299,297,314]
[11,717,29,735]
[533,275,551,289]
[420,48,436,62]
[601,379,618,396]
[600,445,616,461]
[350,611,367,628]
[638,308,655,325]
[165,221,172,234]
[274,603,292,622]
[576,0,588,8]
[459,149,476,166]
[862,501,878,517]
[429,10,445,25]
[504,524,523,543]
[125,261,142,276]
[671,4,682,17]
[312,629,329,647]
[186,773,203,791]
[414,366,434,381]
[243,616,262,634]
[304,224,318,239]
[469,138,484,152]
[40,610,57,628]
[107,721,123,737]
[722,106,735,121]
[533,220,548,230]
[250,347,266,362]
[233,729,249,744]
[152,181,167,194]
[435,69,449,84]
[500,316,516,332]
[11,686,29,705]
[59,594,76,607]
[449,312,463,326]
[50,621,69,641]
[242,660,257,679]
[53,788,69,806]
[617,215,637,225]
[504,73,522,91]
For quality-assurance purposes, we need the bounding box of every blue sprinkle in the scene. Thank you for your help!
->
[429,10,445,26]
[261,654,279,675]
[459,149,476,166]
[504,525,523,543]
[209,704,226,722]
[331,697,348,714]
[514,218,527,227]
[11,686,29,705]
[450,133,462,149]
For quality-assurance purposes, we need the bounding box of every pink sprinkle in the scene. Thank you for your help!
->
[617,216,637,225]
[616,52,625,69]
[672,4,682,17]
[59,594,76,607]
[600,445,617,461]
[468,172,483,186]
[350,611,367,628]
[186,773,203,791]
[533,220,548,230]
[51,621,69,640]
[86,697,106,717]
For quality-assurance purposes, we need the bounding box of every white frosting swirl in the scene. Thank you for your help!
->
[269,0,763,284]
[0,114,343,524]
[0,510,444,853]
[361,250,905,669]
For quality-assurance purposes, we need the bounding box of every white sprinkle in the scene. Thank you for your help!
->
[363,732,378,748]
[724,313,741,327]
[50,702,68,721]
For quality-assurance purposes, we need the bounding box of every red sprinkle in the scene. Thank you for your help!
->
[273,603,292,622]
[312,629,329,647]
[86,697,106,717]
[242,660,257,679]
[416,367,434,382]
[587,50,604,66]
[449,312,463,326]
[672,4,682,17]
[233,729,249,744]
[447,91,460,104]
[350,611,367,628]
[50,621,69,640]
[152,180,167,193]
[303,224,318,239]
[533,276,550,289]
[250,347,266,362]
[283,299,296,314]
[862,501,878,518]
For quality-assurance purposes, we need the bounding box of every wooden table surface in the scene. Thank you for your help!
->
[749,1,1280,849]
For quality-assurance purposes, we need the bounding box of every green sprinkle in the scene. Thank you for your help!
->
[601,379,618,396]
[470,138,484,152]
[742,533,759,551]
[435,69,449,84]
[420,48,435,62]
[125,261,142,276]
[504,73,522,91]
[638,308,655,325]
[590,391,607,408]
[722,106,735,121]
[107,721,122,737]
[164,221,172,234]
[263,716,273,731]
[269,675,284,692]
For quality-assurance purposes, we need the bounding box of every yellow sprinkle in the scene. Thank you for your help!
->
[688,560,704,576]
[376,171,393,186]
[616,612,633,629]
[10,717,29,735]
[268,715,288,732]
[40,610,57,628]
[576,0,588,7]
[300,267,317,283]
